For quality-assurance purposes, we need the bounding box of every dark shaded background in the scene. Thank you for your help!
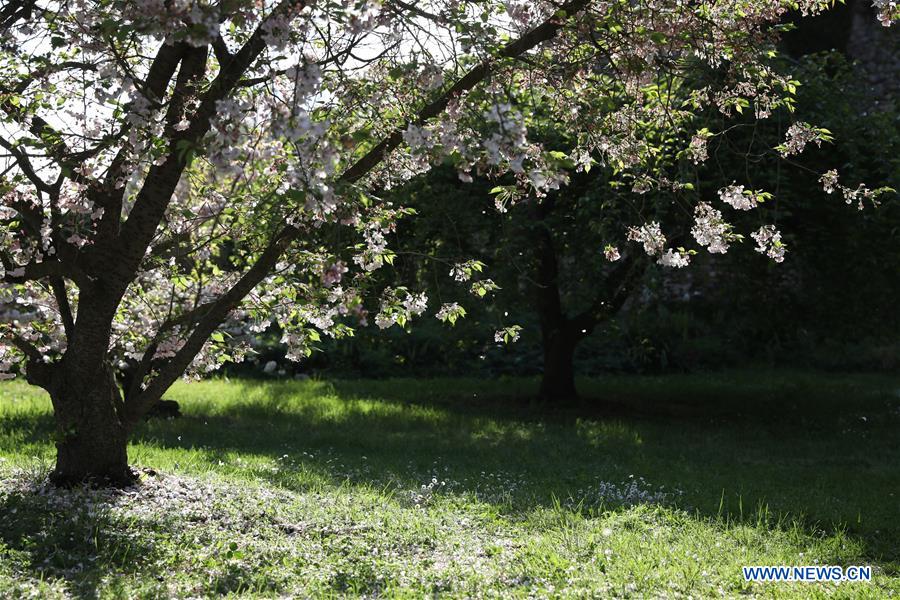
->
[244,2,900,381]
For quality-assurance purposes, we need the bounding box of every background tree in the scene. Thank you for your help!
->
[0,0,895,485]
[318,5,899,396]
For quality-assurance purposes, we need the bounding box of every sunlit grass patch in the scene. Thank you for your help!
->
[0,372,898,597]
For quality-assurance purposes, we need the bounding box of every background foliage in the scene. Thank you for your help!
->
[246,22,900,380]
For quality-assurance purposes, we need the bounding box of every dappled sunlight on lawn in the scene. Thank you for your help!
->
[575,419,643,447]
[1,374,899,596]
[0,464,894,598]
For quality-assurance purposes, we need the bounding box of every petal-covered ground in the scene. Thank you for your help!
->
[0,372,898,598]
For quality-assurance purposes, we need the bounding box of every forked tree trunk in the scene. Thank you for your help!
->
[47,361,134,486]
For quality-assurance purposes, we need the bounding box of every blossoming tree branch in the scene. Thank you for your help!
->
[0,0,895,484]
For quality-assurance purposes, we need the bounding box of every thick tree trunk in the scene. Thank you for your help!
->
[539,326,579,401]
[48,361,134,486]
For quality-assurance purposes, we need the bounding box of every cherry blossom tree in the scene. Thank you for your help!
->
[0,0,895,485]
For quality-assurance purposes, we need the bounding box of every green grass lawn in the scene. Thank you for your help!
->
[0,371,898,598]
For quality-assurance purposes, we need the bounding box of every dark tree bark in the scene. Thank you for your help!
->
[0,0,37,34]
[539,324,579,401]
[533,205,580,401]
[531,195,644,402]
[48,361,134,486]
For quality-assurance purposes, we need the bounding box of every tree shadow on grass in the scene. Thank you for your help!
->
[0,473,168,599]
[139,378,900,570]
[2,375,898,578]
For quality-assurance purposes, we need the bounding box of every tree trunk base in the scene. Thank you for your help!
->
[49,461,137,488]
[539,333,579,403]
[538,381,579,403]
[49,429,136,488]
[48,361,137,488]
